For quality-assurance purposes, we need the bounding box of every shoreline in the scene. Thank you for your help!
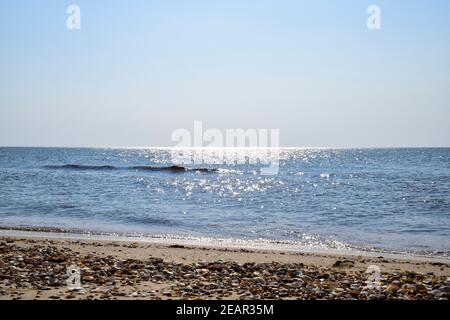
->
[0,226,449,263]
[0,229,449,300]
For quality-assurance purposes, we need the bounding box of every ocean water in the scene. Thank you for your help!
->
[0,147,449,256]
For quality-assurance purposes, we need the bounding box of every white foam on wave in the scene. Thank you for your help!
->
[320,173,336,179]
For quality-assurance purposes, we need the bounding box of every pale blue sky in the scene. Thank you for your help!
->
[0,0,449,147]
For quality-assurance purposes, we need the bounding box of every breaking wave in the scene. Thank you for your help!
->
[44,164,216,173]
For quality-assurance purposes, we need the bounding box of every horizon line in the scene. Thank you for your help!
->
[0,145,449,150]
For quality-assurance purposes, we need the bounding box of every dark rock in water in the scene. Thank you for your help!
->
[192,168,211,172]
[45,163,217,173]
[166,165,186,172]
[168,166,216,173]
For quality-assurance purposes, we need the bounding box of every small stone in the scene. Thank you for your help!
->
[438,286,450,293]
[253,277,266,286]
[206,263,225,271]
[387,284,399,293]
[333,260,355,268]
[349,289,360,297]
[82,275,95,282]
[48,278,60,287]
[196,268,210,275]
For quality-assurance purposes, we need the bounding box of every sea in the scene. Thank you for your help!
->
[0,147,449,257]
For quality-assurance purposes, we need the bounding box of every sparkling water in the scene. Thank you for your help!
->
[0,147,449,256]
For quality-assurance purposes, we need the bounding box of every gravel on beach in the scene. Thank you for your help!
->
[0,237,449,300]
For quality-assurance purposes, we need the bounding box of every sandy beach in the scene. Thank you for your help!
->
[0,230,449,300]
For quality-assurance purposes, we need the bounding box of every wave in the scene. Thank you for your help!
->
[122,216,177,226]
[129,165,214,172]
[45,164,116,170]
[44,164,217,173]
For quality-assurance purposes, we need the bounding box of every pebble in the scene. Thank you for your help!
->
[387,284,399,293]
